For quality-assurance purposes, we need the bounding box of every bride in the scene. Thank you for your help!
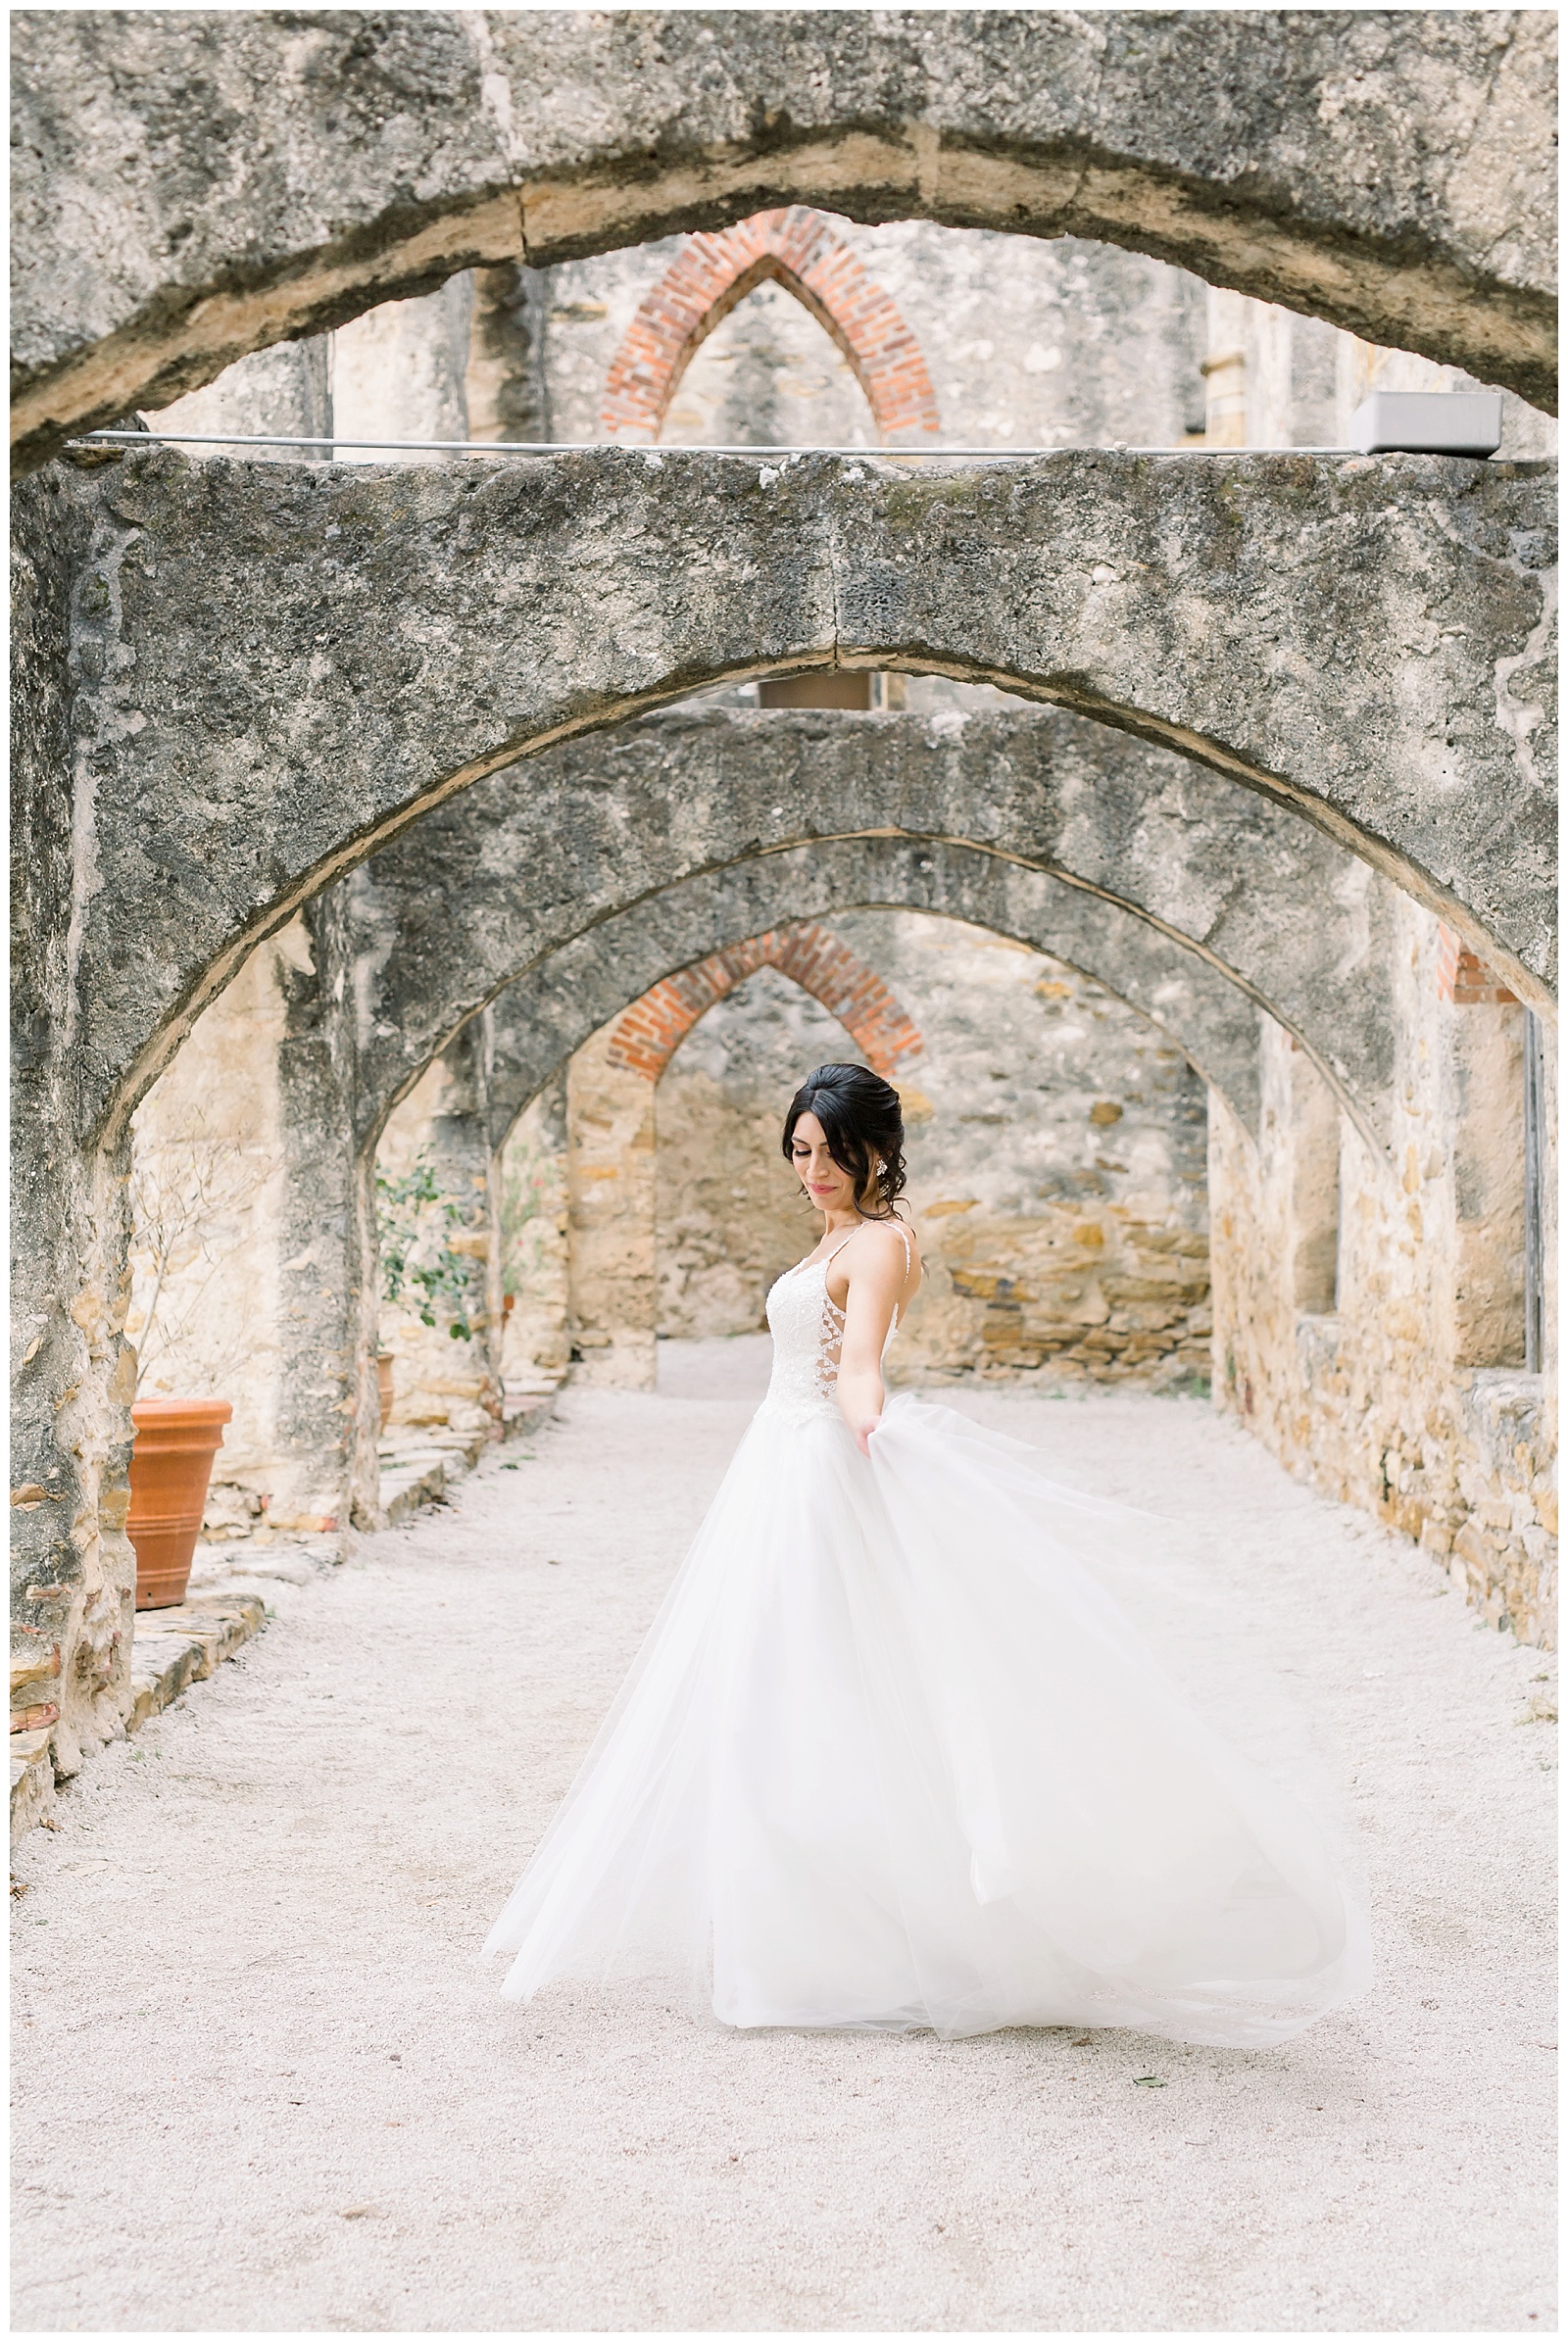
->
[486,1063,1369,2043]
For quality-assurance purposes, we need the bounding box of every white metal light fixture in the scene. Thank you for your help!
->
[1348,391,1503,457]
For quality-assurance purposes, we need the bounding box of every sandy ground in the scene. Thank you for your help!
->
[11,1345,1557,2334]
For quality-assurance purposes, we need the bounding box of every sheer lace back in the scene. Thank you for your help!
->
[761,1222,911,1426]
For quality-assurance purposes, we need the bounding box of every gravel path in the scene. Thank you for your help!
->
[12,1351,1557,2333]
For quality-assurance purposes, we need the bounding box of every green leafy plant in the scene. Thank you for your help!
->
[376,1155,476,1341]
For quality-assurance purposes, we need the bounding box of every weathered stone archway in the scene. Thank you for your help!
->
[345,707,1394,1153]
[433,839,1276,1155]
[339,837,1272,1519]
[26,441,1550,1173]
[318,710,1402,1520]
[11,7,1556,465]
[14,434,1550,1765]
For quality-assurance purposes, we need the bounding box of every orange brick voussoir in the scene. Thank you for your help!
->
[602,207,940,445]
[1437,923,1519,1006]
[607,924,925,1083]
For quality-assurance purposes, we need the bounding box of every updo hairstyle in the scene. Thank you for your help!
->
[781,1062,908,1219]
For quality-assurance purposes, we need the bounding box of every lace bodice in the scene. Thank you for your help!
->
[760,1224,909,1427]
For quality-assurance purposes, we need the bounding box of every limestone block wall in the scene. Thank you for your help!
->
[860,915,1211,1388]
[498,1080,571,1391]
[1210,900,1557,1646]
[562,1028,659,1390]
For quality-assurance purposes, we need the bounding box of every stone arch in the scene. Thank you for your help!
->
[12,9,1555,464]
[380,839,1269,1160]
[339,706,1396,1156]
[331,854,1251,1515]
[606,922,925,1081]
[31,444,1551,1158]
[600,210,940,446]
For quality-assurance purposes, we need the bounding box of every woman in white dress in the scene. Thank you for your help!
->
[486,1064,1369,2044]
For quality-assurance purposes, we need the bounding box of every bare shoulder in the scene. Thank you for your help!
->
[830,1216,921,1311]
[852,1217,921,1277]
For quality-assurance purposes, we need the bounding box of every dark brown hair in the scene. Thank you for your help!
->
[781,1063,907,1218]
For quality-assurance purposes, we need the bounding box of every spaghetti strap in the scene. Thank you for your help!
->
[811,1221,912,1280]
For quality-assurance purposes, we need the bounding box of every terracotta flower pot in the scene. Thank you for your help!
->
[502,1293,516,1321]
[127,1398,232,1611]
[376,1351,396,1432]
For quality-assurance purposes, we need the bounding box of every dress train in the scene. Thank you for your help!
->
[485,1240,1369,2044]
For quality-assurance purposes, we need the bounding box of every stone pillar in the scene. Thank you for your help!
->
[564,1027,658,1390]
[466,263,553,443]
[12,470,138,1776]
[270,890,377,1532]
[1449,998,1528,1370]
[1258,1026,1343,1315]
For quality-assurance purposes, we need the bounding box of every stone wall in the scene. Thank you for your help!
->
[855,914,1210,1388]
[1210,895,1557,1646]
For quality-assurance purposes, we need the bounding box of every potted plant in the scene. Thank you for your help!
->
[126,1397,233,1609]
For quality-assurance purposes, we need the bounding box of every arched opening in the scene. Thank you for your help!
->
[660,276,877,452]
[15,12,1553,467]
[485,910,1210,1405]
[601,210,940,449]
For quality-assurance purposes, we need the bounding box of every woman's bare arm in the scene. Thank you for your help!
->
[832,1225,917,1454]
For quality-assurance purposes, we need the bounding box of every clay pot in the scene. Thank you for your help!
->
[502,1293,516,1321]
[127,1398,233,1611]
[376,1351,396,1432]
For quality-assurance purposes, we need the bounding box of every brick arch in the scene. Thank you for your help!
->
[607,922,924,1082]
[601,209,940,446]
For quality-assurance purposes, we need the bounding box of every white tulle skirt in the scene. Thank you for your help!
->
[484,1392,1370,2044]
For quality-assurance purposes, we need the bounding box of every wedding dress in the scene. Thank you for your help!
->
[485,1227,1369,2043]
